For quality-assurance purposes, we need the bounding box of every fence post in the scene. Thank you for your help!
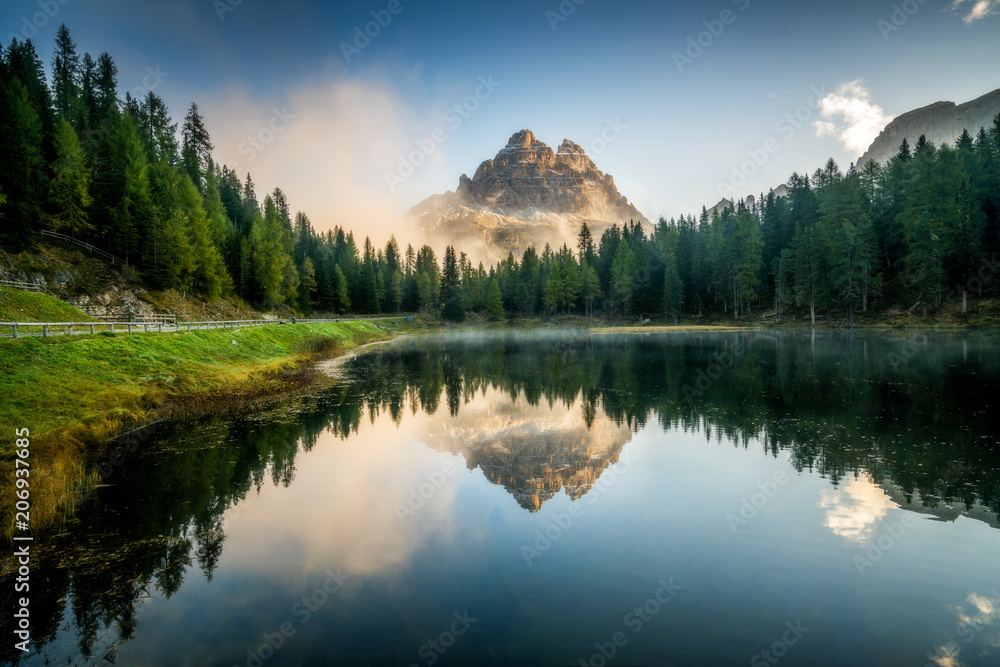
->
[43,325,48,338]
[128,323,132,334]
[67,324,73,336]
[159,323,163,333]
[110,323,114,333]
[144,323,148,333]
[12,324,17,339]
[90,324,95,334]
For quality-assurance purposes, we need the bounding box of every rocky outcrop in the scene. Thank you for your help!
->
[857,89,1000,167]
[409,130,650,264]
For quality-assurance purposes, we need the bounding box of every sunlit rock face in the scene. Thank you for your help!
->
[420,391,634,511]
[409,130,650,264]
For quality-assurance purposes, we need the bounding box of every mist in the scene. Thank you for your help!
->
[200,72,436,251]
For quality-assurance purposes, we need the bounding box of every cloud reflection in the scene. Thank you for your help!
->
[220,386,633,579]
[818,474,898,544]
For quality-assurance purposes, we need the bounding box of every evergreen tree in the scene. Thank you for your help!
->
[0,78,45,248]
[332,264,351,314]
[577,222,596,265]
[441,245,463,321]
[658,223,683,324]
[544,260,564,314]
[94,52,118,120]
[49,117,92,239]
[51,24,81,122]
[580,261,602,319]
[897,138,911,162]
[611,239,637,315]
[561,252,582,314]
[485,278,504,320]
[181,103,213,190]
[390,269,404,314]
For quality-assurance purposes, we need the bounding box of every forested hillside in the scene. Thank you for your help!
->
[2,25,998,323]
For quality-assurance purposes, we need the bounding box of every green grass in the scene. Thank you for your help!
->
[0,320,389,448]
[0,320,392,537]
[0,286,95,323]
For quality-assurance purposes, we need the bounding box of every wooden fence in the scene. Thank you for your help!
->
[0,280,44,293]
[39,230,131,267]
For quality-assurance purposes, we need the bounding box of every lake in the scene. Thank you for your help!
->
[5,330,1000,667]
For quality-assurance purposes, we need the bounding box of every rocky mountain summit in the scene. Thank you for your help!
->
[409,130,650,263]
[858,89,1000,166]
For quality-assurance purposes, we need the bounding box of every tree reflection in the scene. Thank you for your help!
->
[2,330,998,664]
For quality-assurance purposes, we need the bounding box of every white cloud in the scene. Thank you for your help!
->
[813,80,894,157]
[952,0,1000,23]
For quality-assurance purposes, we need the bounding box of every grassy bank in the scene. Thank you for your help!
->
[0,285,96,322]
[0,320,394,538]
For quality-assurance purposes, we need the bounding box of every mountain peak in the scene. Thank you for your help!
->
[506,129,539,148]
[858,88,1000,166]
[409,130,650,263]
[557,139,585,155]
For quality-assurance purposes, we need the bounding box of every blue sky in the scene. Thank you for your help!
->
[4,0,1000,239]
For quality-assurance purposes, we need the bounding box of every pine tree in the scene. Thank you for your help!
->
[577,222,595,265]
[441,245,463,321]
[177,174,230,299]
[485,278,504,320]
[611,240,637,315]
[79,52,95,128]
[897,138,912,162]
[94,53,118,120]
[580,261,602,319]
[49,118,93,239]
[897,143,963,315]
[51,24,81,122]
[391,269,404,313]
[734,209,762,318]
[0,78,45,248]
[181,103,213,190]
[658,224,683,325]
[544,260,564,314]
[332,264,351,314]
[140,93,178,164]
[561,253,581,314]
[96,110,152,262]
[417,272,434,313]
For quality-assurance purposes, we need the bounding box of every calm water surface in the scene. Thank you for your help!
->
[5,330,1000,667]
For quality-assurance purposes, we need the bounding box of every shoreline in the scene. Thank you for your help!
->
[1,321,396,540]
[314,335,405,379]
[2,319,993,539]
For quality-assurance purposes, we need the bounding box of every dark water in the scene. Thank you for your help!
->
[5,330,1000,667]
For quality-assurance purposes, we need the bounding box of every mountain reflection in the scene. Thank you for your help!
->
[3,330,1000,665]
[420,391,634,511]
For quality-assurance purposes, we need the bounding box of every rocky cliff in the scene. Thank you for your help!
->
[857,89,1000,166]
[409,130,650,264]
